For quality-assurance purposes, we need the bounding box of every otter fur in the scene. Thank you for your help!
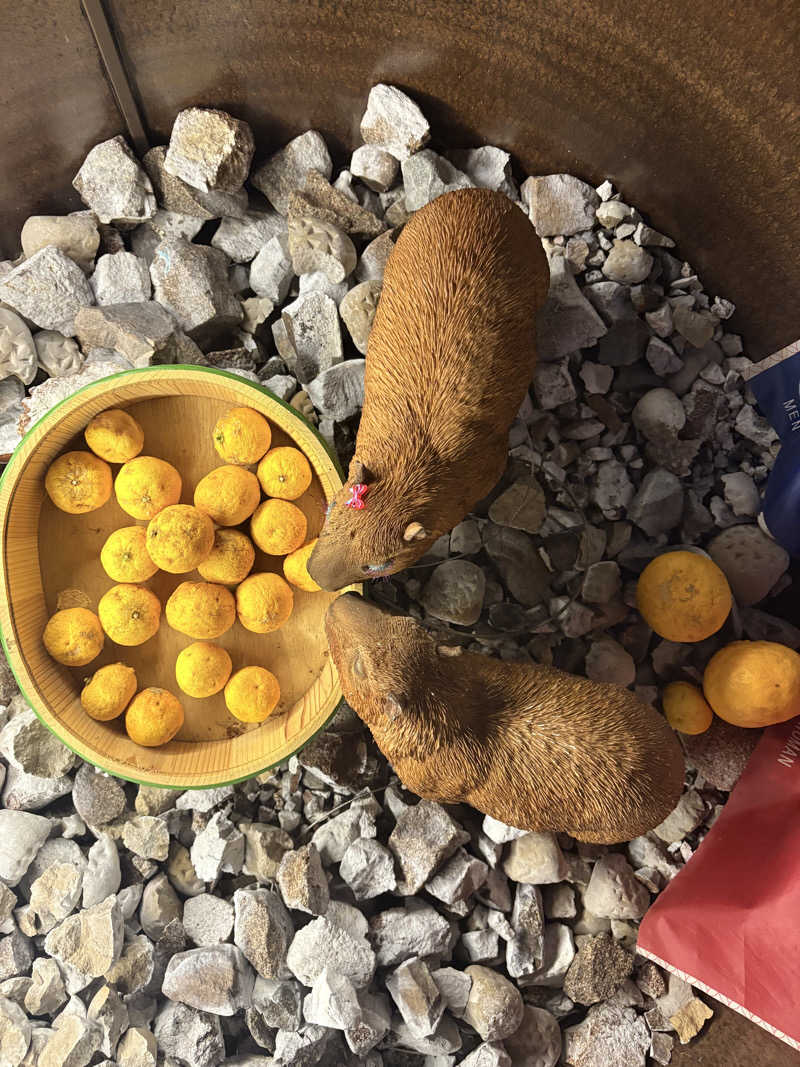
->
[307,188,549,591]
[326,594,685,844]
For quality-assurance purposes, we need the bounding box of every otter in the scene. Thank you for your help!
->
[325,594,685,844]
[307,187,549,591]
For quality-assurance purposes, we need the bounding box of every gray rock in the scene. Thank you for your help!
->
[0,248,93,336]
[563,933,633,1006]
[0,930,34,981]
[163,945,254,1016]
[233,887,294,980]
[563,999,650,1067]
[27,863,83,934]
[73,136,156,225]
[44,896,123,988]
[463,964,523,1041]
[165,108,254,193]
[392,1014,462,1056]
[2,763,72,812]
[489,477,547,535]
[276,844,329,916]
[350,144,399,191]
[484,524,551,606]
[286,916,375,989]
[0,811,51,886]
[653,789,707,844]
[578,362,614,394]
[386,957,444,1038]
[401,150,472,211]
[153,1000,225,1067]
[303,966,361,1029]
[74,301,201,366]
[585,636,635,687]
[536,253,607,361]
[211,210,285,263]
[672,304,716,348]
[140,873,182,940]
[523,175,599,237]
[252,975,303,1030]
[19,837,85,897]
[504,1004,561,1067]
[339,280,381,354]
[306,358,364,420]
[420,560,486,626]
[38,1013,102,1067]
[297,269,349,304]
[646,336,683,376]
[288,216,356,283]
[252,131,333,214]
[722,471,760,517]
[628,469,684,536]
[116,1026,157,1067]
[289,169,384,239]
[450,145,516,195]
[72,765,126,826]
[595,200,631,229]
[632,387,686,441]
[103,935,155,997]
[735,402,779,449]
[369,904,453,967]
[708,524,788,605]
[462,928,501,962]
[33,330,84,378]
[602,240,653,284]
[21,214,99,273]
[310,796,379,865]
[87,983,128,1057]
[355,229,397,283]
[122,816,170,861]
[191,812,244,881]
[272,1023,334,1064]
[249,234,293,303]
[240,823,295,882]
[167,842,205,899]
[667,338,723,396]
[25,956,66,1015]
[503,833,567,885]
[90,252,151,305]
[145,144,248,219]
[455,1041,512,1067]
[426,847,488,908]
[583,854,650,920]
[592,460,634,520]
[360,84,430,161]
[281,292,343,384]
[581,562,621,604]
[182,893,234,946]
[450,519,482,556]
[150,239,241,338]
[389,801,469,894]
[533,359,578,410]
[339,839,397,900]
[506,883,545,979]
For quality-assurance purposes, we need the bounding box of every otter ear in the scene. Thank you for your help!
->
[385,692,407,722]
[350,459,375,484]
[403,521,428,543]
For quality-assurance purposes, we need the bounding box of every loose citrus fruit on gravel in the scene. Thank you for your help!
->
[662,681,713,735]
[45,451,112,514]
[236,572,294,633]
[283,539,322,592]
[175,642,233,698]
[257,446,312,501]
[213,406,271,465]
[703,640,800,728]
[101,526,159,583]
[84,408,144,463]
[636,550,732,642]
[98,584,162,646]
[81,662,137,721]
[194,465,261,526]
[146,504,215,573]
[224,666,281,723]
[126,687,185,746]
[43,607,104,666]
[250,498,307,555]
[198,528,255,585]
[166,581,236,640]
[115,456,182,520]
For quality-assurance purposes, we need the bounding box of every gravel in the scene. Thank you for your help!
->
[0,84,771,1065]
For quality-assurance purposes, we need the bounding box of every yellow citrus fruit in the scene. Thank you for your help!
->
[194,466,261,526]
[236,572,294,634]
[126,687,185,747]
[165,581,236,640]
[703,640,800,728]
[175,642,233,698]
[98,584,161,646]
[636,550,732,643]
[146,504,215,574]
[257,446,312,501]
[213,407,271,465]
[101,526,159,583]
[662,681,713,735]
[115,456,182,521]
[224,666,281,723]
[283,539,322,592]
[45,451,112,514]
[81,662,137,721]
[198,528,255,585]
[43,607,104,667]
[84,408,144,463]
[250,499,307,556]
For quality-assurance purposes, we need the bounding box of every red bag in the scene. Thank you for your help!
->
[638,717,800,1050]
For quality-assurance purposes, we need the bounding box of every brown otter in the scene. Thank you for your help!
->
[307,187,549,591]
[325,593,685,844]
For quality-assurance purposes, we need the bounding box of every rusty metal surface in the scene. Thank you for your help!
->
[0,1,123,259]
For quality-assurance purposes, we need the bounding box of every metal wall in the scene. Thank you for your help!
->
[1,0,799,357]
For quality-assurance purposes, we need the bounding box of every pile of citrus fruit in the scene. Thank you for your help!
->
[636,549,800,734]
[41,404,322,747]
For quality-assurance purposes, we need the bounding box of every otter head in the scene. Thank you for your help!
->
[308,458,437,591]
